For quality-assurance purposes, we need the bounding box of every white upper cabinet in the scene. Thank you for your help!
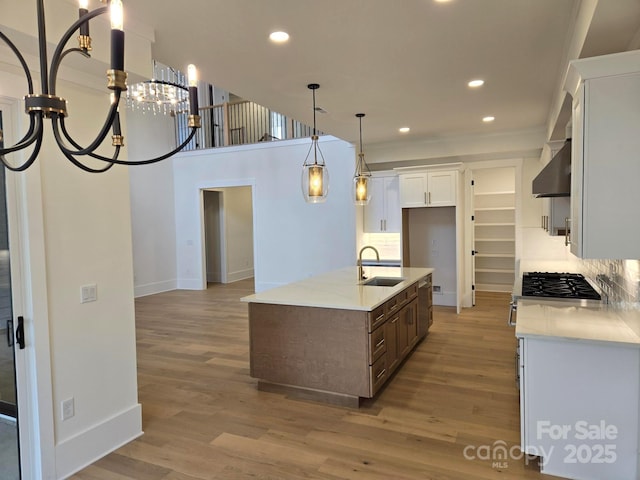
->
[363,175,400,233]
[565,51,640,259]
[399,170,457,208]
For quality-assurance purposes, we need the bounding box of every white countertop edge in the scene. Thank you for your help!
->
[241,266,434,311]
[515,300,640,347]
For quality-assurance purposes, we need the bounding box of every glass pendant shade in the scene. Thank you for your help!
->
[354,174,370,205]
[302,84,329,203]
[302,136,329,203]
[353,114,371,205]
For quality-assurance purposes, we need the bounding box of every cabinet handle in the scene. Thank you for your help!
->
[565,217,571,246]
[428,192,431,204]
[383,219,387,231]
[391,317,398,324]
[424,192,427,204]
[376,368,386,380]
[375,338,385,348]
[380,219,383,231]
[376,313,385,323]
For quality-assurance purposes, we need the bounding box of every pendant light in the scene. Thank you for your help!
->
[353,113,372,205]
[301,83,329,203]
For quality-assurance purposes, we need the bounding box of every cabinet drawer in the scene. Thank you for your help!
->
[369,305,386,332]
[369,354,388,396]
[369,325,387,364]
[406,282,418,300]
[384,294,402,316]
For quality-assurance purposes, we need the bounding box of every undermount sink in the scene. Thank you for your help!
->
[363,277,405,287]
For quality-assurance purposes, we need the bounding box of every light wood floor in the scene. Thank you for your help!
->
[73,282,559,480]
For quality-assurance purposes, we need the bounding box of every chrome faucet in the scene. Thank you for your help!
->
[358,245,380,281]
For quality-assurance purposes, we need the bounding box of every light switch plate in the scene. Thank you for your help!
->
[81,284,97,303]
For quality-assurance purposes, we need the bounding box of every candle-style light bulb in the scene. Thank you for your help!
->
[187,64,198,87]
[187,64,199,116]
[78,0,90,45]
[109,0,125,73]
[110,0,124,31]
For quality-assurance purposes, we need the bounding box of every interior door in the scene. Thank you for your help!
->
[0,109,20,479]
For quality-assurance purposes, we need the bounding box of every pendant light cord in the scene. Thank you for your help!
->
[358,115,363,154]
[312,87,317,136]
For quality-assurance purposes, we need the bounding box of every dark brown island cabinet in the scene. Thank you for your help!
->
[244,268,433,407]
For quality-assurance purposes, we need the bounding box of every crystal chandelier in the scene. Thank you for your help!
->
[126,61,190,116]
[0,0,201,173]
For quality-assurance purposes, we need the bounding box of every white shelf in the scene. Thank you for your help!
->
[475,238,515,242]
[475,283,513,293]
[475,253,515,258]
[475,268,515,273]
[475,223,516,227]
[474,190,515,196]
[475,207,516,212]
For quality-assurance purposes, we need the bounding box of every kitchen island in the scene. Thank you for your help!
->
[242,266,433,407]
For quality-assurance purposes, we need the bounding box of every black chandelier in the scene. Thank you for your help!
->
[0,0,201,173]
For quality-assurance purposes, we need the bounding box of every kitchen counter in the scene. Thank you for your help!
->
[241,266,433,311]
[516,299,640,346]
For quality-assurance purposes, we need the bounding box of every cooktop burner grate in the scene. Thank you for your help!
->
[521,272,601,300]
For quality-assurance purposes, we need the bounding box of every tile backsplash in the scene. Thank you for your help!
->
[578,259,640,306]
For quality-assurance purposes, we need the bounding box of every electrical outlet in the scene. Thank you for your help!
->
[80,284,97,303]
[433,285,442,294]
[62,397,74,421]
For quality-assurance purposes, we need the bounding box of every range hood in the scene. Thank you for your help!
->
[532,140,571,197]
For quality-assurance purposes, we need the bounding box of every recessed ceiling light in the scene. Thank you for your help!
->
[399,127,410,133]
[269,31,289,43]
[482,116,495,123]
[468,79,484,88]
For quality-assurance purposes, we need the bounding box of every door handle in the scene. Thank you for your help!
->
[6,319,13,347]
[15,316,25,350]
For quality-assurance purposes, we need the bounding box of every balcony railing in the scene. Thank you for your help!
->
[175,100,319,151]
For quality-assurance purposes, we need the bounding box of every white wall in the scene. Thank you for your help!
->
[170,137,357,292]
[127,112,178,297]
[219,186,254,283]
[0,3,152,475]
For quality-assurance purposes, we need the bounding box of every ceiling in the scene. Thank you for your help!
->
[125,0,640,149]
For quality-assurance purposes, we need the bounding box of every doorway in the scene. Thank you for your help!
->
[0,109,20,479]
[203,187,254,286]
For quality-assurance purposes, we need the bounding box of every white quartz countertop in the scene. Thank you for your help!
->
[516,299,640,346]
[241,266,434,311]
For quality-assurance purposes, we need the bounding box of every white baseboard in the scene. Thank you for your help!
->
[226,268,254,283]
[55,404,142,480]
[134,279,177,298]
[176,278,205,290]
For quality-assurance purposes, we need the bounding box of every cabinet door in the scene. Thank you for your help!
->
[363,176,401,233]
[405,299,418,348]
[570,83,584,256]
[427,171,456,206]
[383,176,401,232]
[363,177,386,232]
[399,173,427,208]
[575,73,640,258]
[385,314,399,374]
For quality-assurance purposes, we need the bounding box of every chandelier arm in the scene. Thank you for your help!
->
[48,6,109,95]
[103,127,199,166]
[51,97,120,156]
[0,31,35,94]
[0,124,44,172]
[0,113,41,155]
[58,115,122,164]
[55,127,198,168]
[56,147,117,173]
[49,47,90,96]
